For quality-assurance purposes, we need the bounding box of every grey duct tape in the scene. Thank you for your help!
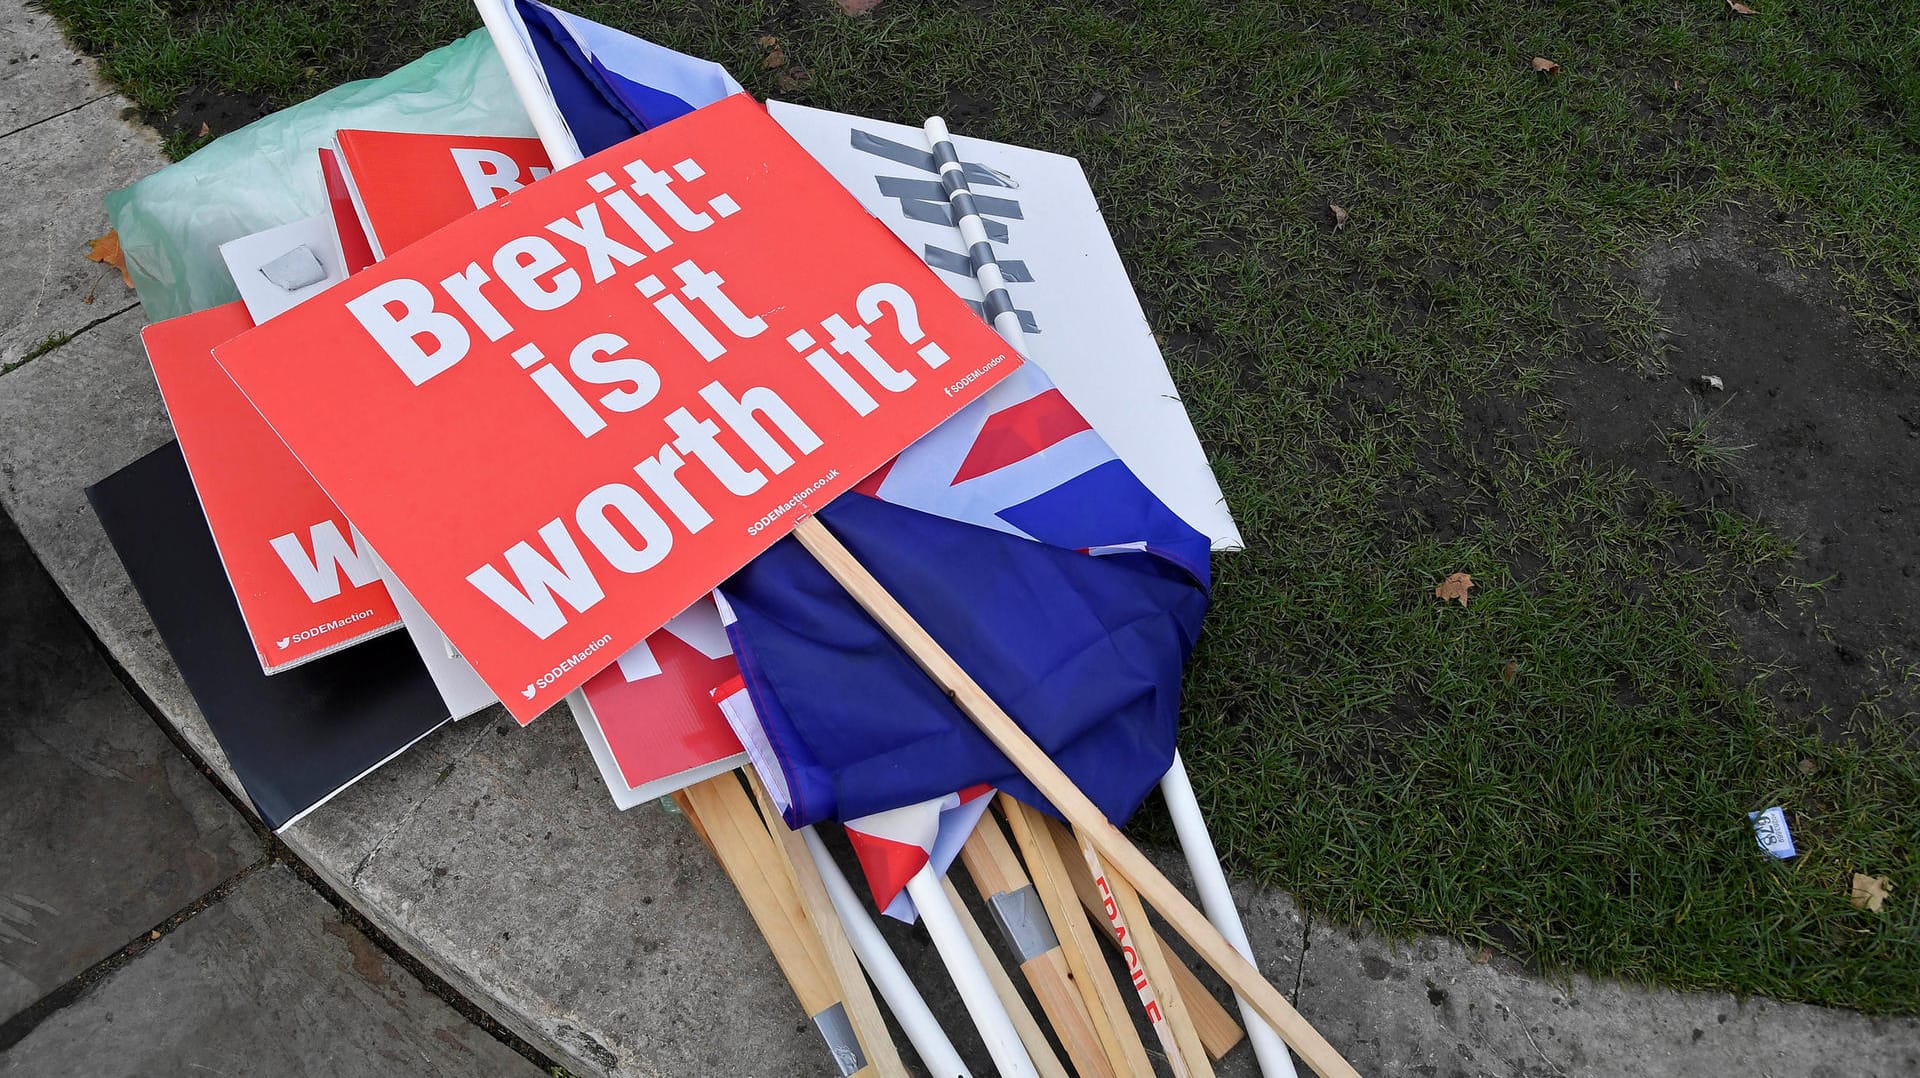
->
[258,245,327,292]
[982,287,1018,323]
[811,1002,868,1077]
[924,245,1033,284]
[987,885,1059,962]
[968,241,998,275]
[931,139,962,168]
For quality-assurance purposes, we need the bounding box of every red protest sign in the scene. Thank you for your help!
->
[215,95,1020,721]
[577,599,743,800]
[333,129,553,257]
[144,301,401,673]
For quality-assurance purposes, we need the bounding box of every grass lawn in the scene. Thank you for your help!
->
[41,0,1920,1013]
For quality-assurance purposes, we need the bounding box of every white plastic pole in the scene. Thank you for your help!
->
[1160,751,1299,1078]
[902,864,1039,1078]
[802,828,973,1078]
[922,117,1030,356]
[472,0,583,166]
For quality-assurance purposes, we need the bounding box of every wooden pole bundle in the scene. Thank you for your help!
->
[957,811,1118,1077]
[1042,815,1246,1063]
[795,519,1359,1078]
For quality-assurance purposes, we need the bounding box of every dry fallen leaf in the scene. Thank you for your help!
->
[1473,946,1494,964]
[196,121,211,138]
[1435,572,1474,607]
[1501,661,1518,686]
[148,929,161,940]
[1328,203,1349,231]
[1798,758,1818,776]
[1850,873,1892,913]
[836,0,882,12]
[85,229,133,289]
[777,66,812,92]
[1727,0,1756,14]
[1531,56,1561,75]
[1671,77,1682,91]
[758,36,787,70]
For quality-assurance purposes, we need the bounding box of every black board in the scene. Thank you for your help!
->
[88,442,450,830]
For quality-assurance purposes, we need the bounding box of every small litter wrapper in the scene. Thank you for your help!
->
[1749,806,1796,859]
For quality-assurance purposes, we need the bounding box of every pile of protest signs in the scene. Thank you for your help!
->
[93,1,1358,1074]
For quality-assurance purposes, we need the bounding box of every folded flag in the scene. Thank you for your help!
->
[505,0,743,158]
[853,361,1213,583]
[718,488,1207,831]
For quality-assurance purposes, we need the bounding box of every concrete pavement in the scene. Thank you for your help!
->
[0,504,257,1020]
[0,486,546,1076]
[1,3,1914,1074]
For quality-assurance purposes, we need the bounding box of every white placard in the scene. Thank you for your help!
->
[770,101,1242,551]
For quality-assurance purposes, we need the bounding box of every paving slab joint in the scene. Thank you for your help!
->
[274,851,573,1077]
[1291,906,1311,1005]
[0,90,114,141]
[1,302,139,375]
[34,543,572,1076]
[0,856,270,1052]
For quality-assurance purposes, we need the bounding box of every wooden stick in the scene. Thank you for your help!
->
[677,776,876,1076]
[1044,818,1246,1063]
[1001,799,1154,1077]
[677,783,720,856]
[938,875,1072,1078]
[743,770,911,1078]
[958,817,1117,1078]
[793,517,1358,1078]
[1069,833,1197,1077]
[1079,837,1214,1078]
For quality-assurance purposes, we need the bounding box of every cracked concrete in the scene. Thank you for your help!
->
[342,721,494,890]
[0,5,107,135]
[0,94,156,368]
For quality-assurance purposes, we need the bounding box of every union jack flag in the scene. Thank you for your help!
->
[854,360,1212,582]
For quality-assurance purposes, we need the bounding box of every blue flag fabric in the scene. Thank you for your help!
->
[719,493,1209,829]
[716,356,1214,831]
[513,0,743,155]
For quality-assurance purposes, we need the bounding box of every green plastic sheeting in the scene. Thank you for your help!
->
[106,29,534,321]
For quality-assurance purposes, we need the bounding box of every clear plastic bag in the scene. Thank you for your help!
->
[105,29,534,321]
